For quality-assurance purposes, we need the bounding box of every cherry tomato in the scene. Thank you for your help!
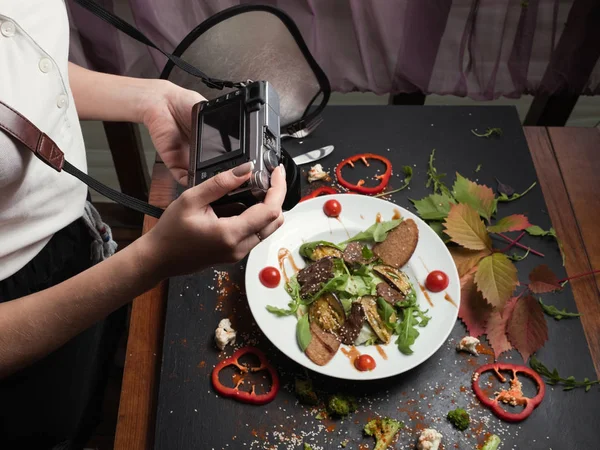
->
[259,266,281,288]
[323,199,342,217]
[354,354,376,371]
[425,270,449,293]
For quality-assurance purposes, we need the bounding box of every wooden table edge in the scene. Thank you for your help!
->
[115,126,600,450]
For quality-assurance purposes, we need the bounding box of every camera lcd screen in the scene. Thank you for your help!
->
[199,100,242,165]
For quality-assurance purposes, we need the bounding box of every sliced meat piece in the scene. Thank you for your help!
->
[342,242,364,266]
[372,218,419,268]
[376,282,405,305]
[337,303,366,345]
[297,257,334,298]
[305,322,341,366]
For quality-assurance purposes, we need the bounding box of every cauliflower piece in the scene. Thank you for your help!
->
[215,318,236,350]
[307,164,328,182]
[417,428,442,450]
[457,336,480,356]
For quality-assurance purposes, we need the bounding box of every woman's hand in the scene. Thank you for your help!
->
[141,81,205,185]
[139,162,287,278]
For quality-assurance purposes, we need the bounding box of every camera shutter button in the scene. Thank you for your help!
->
[263,149,279,172]
[253,169,270,191]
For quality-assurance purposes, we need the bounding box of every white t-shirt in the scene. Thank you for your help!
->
[0,0,87,281]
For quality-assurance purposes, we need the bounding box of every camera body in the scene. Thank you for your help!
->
[189,81,300,211]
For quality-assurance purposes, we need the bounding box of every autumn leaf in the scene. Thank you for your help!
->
[444,204,492,250]
[411,193,456,220]
[487,214,532,233]
[486,297,518,359]
[450,247,492,278]
[475,253,519,309]
[458,271,493,338]
[452,173,496,222]
[529,264,561,293]
[507,294,549,362]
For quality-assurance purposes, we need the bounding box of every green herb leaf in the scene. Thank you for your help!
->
[296,314,312,352]
[471,127,503,138]
[362,246,374,259]
[539,298,581,320]
[411,193,456,221]
[342,219,402,244]
[475,164,482,173]
[426,149,452,197]
[530,355,600,392]
[497,182,536,202]
[377,297,397,329]
[507,248,530,261]
[395,307,420,355]
[374,165,413,197]
[266,277,301,316]
[299,240,343,260]
[452,173,496,222]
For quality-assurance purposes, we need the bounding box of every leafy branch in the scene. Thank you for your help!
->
[471,128,503,138]
[426,149,452,197]
[538,299,581,320]
[530,355,599,392]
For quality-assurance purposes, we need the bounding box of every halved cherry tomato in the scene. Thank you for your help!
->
[355,354,376,371]
[425,270,449,292]
[323,199,342,218]
[259,267,281,288]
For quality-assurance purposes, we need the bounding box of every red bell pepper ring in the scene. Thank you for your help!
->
[211,346,280,405]
[335,153,392,195]
[300,186,338,202]
[472,363,545,422]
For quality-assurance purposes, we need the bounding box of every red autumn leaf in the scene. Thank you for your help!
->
[459,271,493,338]
[528,264,561,293]
[487,214,532,233]
[450,247,492,278]
[506,294,549,362]
[485,296,518,359]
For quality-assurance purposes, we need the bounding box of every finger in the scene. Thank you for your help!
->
[186,161,253,205]
[263,165,287,209]
[258,212,285,240]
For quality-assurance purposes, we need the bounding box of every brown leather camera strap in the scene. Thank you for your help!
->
[0,100,164,218]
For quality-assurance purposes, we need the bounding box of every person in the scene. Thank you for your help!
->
[0,1,286,448]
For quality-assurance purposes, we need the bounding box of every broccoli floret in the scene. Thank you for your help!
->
[363,417,403,450]
[295,378,319,406]
[326,394,358,417]
[447,407,470,431]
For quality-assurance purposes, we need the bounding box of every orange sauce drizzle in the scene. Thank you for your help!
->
[444,292,457,307]
[419,284,434,307]
[376,212,382,223]
[336,217,351,238]
[277,248,300,283]
[392,208,402,220]
[341,346,362,367]
[476,343,495,357]
[375,345,388,360]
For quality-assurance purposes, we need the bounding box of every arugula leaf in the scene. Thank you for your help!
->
[302,275,349,305]
[539,298,581,320]
[413,307,431,327]
[475,164,482,173]
[296,314,312,351]
[377,297,397,330]
[342,219,402,244]
[395,307,421,355]
[508,248,530,261]
[362,246,374,259]
[471,127,503,138]
[411,193,456,220]
[526,225,556,238]
[299,240,343,260]
[497,182,536,202]
[374,165,413,197]
[266,277,301,316]
[530,355,599,392]
[426,149,452,197]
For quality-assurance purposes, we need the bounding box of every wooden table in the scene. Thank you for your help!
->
[114,126,600,450]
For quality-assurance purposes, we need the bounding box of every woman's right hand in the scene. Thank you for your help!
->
[139,161,287,278]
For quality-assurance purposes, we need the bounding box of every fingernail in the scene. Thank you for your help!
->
[279,164,286,180]
[232,161,254,177]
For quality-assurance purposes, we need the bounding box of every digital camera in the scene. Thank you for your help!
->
[188,81,300,212]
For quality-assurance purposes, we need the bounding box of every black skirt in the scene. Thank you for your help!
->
[0,218,127,450]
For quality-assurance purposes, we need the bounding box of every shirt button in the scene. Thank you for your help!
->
[57,94,68,109]
[1,21,16,37]
[39,58,52,73]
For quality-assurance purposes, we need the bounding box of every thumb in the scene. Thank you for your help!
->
[187,161,254,206]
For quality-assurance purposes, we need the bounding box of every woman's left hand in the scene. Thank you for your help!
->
[142,81,205,185]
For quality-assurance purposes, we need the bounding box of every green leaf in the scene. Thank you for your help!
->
[374,165,413,197]
[539,298,581,320]
[474,253,518,309]
[475,164,482,173]
[296,314,312,352]
[411,193,456,220]
[426,149,452,197]
[471,127,503,138]
[444,203,492,250]
[452,173,496,221]
[377,297,397,329]
[362,246,374,259]
[497,182,536,203]
[507,248,530,261]
[395,307,420,355]
[487,214,532,233]
[586,384,592,392]
[267,277,301,316]
[299,240,343,260]
[342,219,402,244]
[525,225,549,236]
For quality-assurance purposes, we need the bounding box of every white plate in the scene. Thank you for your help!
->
[245,194,460,380]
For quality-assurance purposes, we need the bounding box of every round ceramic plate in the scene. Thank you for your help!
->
[245,194,460,380]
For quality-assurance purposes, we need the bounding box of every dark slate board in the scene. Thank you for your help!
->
[154,106,599,450]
